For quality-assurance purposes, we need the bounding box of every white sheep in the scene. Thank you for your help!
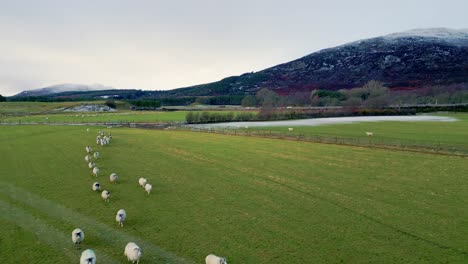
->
[124,242,142,264]
[92,182,101,192]
[86,128,90,133]
[85,155,92,163]
[80,249,96,264]
[93,167,100,177]
[93,152,100,159]
[86,146,92,153]
[288,127,294,132]
[366,132,374,136]
[72,228,85,248]
[110,173,118,184]
[116,209,126,227]
[144,183,152,195]
[138,178,147,188]
[101,190,110,202]
[96,138,101,145]
[88,162,95,169]
[205,254,227,264]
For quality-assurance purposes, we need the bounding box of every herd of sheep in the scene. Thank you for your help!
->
[75,128,227,264]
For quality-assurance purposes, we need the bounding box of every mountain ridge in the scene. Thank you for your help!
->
[12,28,468,98]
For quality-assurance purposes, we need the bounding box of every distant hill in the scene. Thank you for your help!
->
[165,28,468,96]
[11,28,468,100]
[13,84,113,97]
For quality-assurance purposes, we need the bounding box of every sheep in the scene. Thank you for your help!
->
[86,128,90,133]
[93,152,100,159]
[86,146,92,153]
[124,242,142,264]
[72,228,85,249]
[144,183,152,195]
[205,254,227,264]
[85,155,92,163]
[92,182,101,192]
[80,249,96,264]
[138,178,147,188]
[116,209,126,227]
[288,127,294,132]
[366,132,374,136]
[101,190,110,202]
[96,138,101,145]
[88,162,95,169]
[110,173,118,184]
[93,167,100,177]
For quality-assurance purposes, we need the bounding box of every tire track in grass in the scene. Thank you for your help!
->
[0,199,117,263]
[0,182,194,264]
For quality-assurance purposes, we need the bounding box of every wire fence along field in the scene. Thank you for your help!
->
[2,119,466,156]
[179,126,468,156]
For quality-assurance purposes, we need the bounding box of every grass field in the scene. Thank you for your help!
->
[0,111,188,123]
[1,125,468,263]
[235,113,468,151]
[0,101,132,114]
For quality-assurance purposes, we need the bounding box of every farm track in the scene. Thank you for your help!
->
[0,182,193,264]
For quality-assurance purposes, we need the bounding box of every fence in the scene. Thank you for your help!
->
[176,126,468,156]
[2,119,466,156]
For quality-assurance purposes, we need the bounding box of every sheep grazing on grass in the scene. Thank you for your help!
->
[93,167,100,177]
[88,162,95,169]
[92,182,101,192]
[205,254,227,264]
[86,146,92,153]
[72,228,85,249]
[101,190,110,202]
[124,242,142,264]
[93,152,100,159]
[116,209,126,227]
[288,127,294,132]
[110,173,118,184]
[366,132,374,136]
[144,183,152,195]
[96,138,101,145]
[80,249,96,264]
[138,178,147,188]
[85,155,92,163]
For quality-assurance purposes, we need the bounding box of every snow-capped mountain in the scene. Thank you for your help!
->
[14,84,113,97]
[167,27,468,96]
[383,28,468,46]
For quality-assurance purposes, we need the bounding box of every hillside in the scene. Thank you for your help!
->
[10,28,468,100]
[13,83,114,97]
[166,28,468,96]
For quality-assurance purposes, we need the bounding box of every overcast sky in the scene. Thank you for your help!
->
[0,0,467,96]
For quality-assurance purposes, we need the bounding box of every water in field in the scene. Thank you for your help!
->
[194,115,457,128]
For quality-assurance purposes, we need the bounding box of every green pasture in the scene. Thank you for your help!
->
[0,111,188,123]
[241,113,468,151]
[0,125,468,263]
[0,101,131,115]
